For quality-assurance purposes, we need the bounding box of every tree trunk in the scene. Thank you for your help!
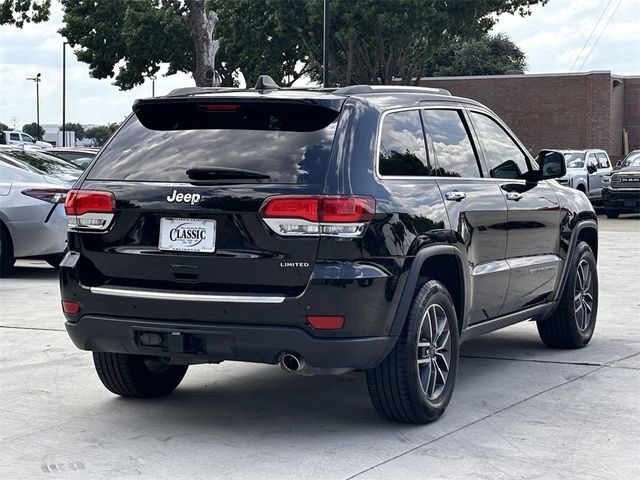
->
[345,38,354,86]
[185,0,220,87]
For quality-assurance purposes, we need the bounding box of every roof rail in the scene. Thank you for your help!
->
[333,85,451,96]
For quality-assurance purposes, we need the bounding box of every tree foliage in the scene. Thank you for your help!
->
[56,0,546,90]
[22,122,44,139]
[85,123,119,146]
[423,33,526,77]
[0,0,50,27]
[0,122,9,131]
[60,122,85,140]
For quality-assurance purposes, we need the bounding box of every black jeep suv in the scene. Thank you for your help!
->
[60,79,598,424]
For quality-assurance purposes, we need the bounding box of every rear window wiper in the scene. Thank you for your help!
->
[186,166,270,180]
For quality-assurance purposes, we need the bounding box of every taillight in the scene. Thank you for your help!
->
[259,195,375,237]
[21,188,67,204]
[65,190,116,231]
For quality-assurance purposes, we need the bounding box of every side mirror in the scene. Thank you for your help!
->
[536,150,566,180]
[587,164,597,174]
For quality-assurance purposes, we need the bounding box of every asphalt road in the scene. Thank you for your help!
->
[1,214,639,480]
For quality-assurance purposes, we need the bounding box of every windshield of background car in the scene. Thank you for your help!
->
[564,152,586,168]
[0,149,82,176]
[87,102,340,183]
[620,153,640,168]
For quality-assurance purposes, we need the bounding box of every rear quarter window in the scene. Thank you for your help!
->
[87,102,339,184]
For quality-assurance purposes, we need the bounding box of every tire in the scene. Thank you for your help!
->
[366,280,459,424]
[93,352,188,398]
[605,210,619,219]
[0,223,16,277]
[536,241,598,348]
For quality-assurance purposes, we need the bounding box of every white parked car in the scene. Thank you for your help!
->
[1,130,53,148]
[556,149,612,203]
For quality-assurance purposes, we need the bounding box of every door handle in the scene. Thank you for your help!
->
[505,192,523,201]
[445,191,466,202]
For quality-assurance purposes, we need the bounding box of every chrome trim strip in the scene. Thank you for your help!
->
[90,286,285,303]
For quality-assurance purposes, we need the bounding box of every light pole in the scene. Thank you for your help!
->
[323,0,329,87]
[62,42,67,146]
[145,73,157,97]
[26,73,41,139]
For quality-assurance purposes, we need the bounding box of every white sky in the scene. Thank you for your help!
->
[1,0,639,127]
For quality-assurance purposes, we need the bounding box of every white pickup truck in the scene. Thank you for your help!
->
[556,149,612,203]
[1,130,53,148]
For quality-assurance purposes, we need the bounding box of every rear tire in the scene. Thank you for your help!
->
[93,352,188,398]
[366,280,459,424]
[536,241,598,348]
[0,223,16,277]
[605,209,619,219]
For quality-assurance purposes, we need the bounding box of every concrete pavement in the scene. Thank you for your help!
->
[0,214,638,479]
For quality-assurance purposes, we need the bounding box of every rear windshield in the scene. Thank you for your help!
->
[87,102,340,183]
[0,150,81,176]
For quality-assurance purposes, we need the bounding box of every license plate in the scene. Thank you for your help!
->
[159,217,216,253]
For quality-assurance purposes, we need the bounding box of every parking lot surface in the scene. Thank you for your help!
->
[1,215,639,480]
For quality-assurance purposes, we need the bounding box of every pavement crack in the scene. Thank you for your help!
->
[343,366,603,480]
[459,354,603,367]
[0,325,65,332]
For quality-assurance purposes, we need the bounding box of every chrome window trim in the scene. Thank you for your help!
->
[90,286,286,304]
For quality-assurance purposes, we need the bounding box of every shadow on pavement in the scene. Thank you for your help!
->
[2,264,59,280]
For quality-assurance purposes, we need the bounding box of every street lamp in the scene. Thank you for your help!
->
[26,73,41,140]
[145,73,157,97]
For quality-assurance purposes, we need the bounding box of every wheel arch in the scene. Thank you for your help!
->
[554,219,598,302]
[389,245,470,337]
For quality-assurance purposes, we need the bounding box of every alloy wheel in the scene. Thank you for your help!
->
[416,304,451,399]
[574,259,594,331]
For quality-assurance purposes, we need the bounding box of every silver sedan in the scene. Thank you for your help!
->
[0,148,81,276]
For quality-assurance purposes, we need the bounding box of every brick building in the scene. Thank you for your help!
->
[417,71,639,164]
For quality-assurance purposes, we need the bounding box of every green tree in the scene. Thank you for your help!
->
[0,122,9,131]
[85,123,119,146]
[0,0,51,27]
[22,122,45,140]
[288,0,544,85]
[60,122,85,140]
[423,33,527,77]
[57,0,545,89]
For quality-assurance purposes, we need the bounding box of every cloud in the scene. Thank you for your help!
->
[493,0,640,74]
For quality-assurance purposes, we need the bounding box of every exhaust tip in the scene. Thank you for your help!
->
[280,353,302,372]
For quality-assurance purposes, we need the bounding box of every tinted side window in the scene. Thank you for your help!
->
[378,110,431,176]
[470,112,529,179]
[422,109,480,178]
[10,133,20,141]
[596,153,610,168]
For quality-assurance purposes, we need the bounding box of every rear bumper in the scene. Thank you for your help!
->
[9,204,67,257]
[65,315,396,369]
[602,188,640,212]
